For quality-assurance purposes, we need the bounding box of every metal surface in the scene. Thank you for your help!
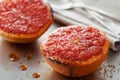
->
[0,23,120,80]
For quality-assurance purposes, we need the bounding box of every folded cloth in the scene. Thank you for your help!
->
[93,0,120,18]
[53,9,120,51]
[72,0,120,19]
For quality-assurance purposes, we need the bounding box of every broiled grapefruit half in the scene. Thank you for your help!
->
[40,25,110,77]
[0,0,53,43]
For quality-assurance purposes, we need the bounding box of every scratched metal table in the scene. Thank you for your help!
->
[0,23,120,80]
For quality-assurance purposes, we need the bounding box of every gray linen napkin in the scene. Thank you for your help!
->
[72,0,120,18]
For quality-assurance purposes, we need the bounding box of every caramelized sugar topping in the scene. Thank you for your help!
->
[44,26,106,61]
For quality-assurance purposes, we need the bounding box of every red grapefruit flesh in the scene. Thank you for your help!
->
[0,0,52,34]
[44,26,106,61]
